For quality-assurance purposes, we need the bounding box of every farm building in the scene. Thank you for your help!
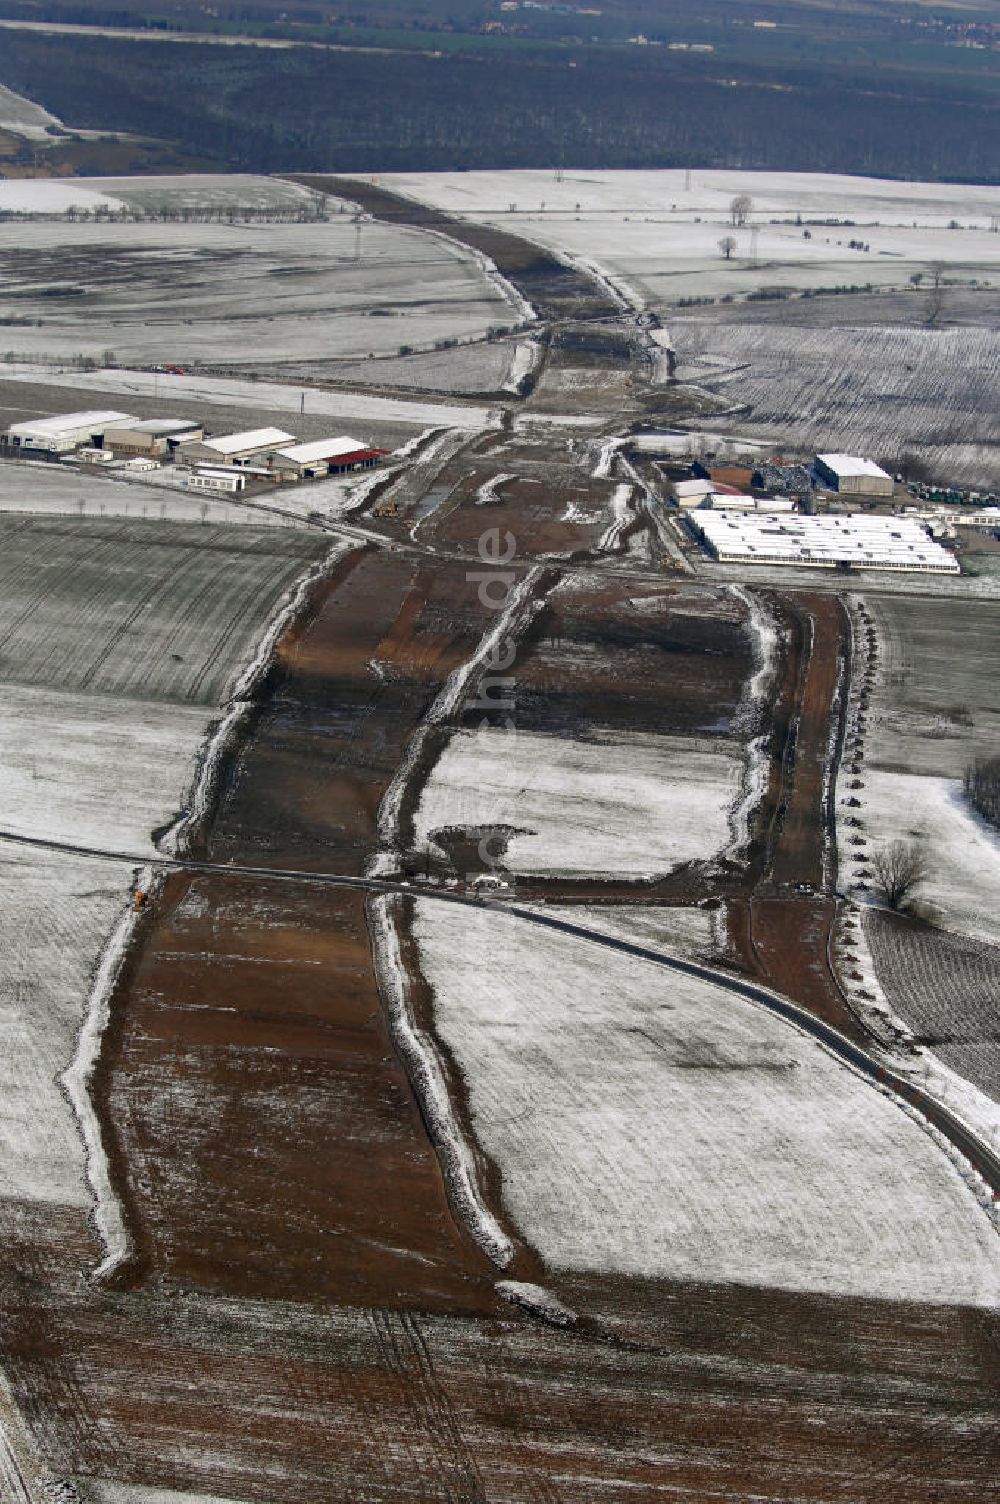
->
[270,437,389,479]
[176,428,296,467]
[815,454,894,497]
[103,418,204,457]
[1,410,134,455]
[692,512,959,573]
[188,467,247,494]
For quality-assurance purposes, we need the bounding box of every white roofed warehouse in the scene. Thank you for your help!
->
[269,437,389,479]
[1,411,134,454]
[691,512,959,573]
[176,427,296,467]
[815,453,894,497]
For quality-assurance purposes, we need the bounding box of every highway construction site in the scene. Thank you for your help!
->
[0,174,997,1504]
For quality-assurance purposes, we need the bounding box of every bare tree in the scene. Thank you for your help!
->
[718,235,737,260]
[729,193,753,228]
[925,262,947,326]
[870,840,929,910]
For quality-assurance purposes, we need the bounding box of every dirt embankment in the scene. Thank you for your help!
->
[732,590,869,1043]
[289,174,623,324]
[97,870,503,1310]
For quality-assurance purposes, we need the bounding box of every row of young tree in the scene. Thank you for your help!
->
[964,756,1000,830]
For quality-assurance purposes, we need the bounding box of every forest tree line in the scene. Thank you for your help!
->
[0,31,997,181]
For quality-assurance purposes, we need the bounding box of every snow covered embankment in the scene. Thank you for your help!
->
[727,584,781,851]
[162,538,358,858]
[502,340,541,396]
[367,894,515,1268]
[474,473,514,507]
[61,865,156,1283]
[597,483,636,554]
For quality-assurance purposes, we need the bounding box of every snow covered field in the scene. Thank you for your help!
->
[0,214,519,366]
[533,904,720,963]
[414,727,742,878]
[852,771,1000,947]
[0,80,63,141]
[415,903,1000,1305]
[0,461,299,526]
[0,845,132,1207]
[380,170,1000,305]
[671,320,1000,487]
[0,684,210,853]
[863,596,1000,779]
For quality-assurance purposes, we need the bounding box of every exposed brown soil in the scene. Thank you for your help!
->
[508,575,753,740]
[98,869,502,1311]
[2,1200,997,1504]
[768,592,847,891]
[205,548,506,872]
[749,895,868,1042]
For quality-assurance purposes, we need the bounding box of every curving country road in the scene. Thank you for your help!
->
[5,823,998,1196]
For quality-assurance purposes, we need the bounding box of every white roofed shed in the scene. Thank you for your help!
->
[815,453,894,496]
[2,410,133,454]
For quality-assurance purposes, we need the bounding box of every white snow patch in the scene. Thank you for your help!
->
[474,472,514,507]
[502,340,540,394]
[855,771,1000,947]
[591,437,627,479]
[415,727,741,879]
[0,686,210,855]
[415,902,1000,1305]
[598,482,635,552]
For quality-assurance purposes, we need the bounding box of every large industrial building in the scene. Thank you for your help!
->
[102,418,204,457]
[692,512,959,573]
[814,453,894,497]
[270,437,388,479]
[176,428,297,467]
[1,411,134,454]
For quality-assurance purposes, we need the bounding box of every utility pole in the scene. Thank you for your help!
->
[353,216,362,263]
[300,390,306,418]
